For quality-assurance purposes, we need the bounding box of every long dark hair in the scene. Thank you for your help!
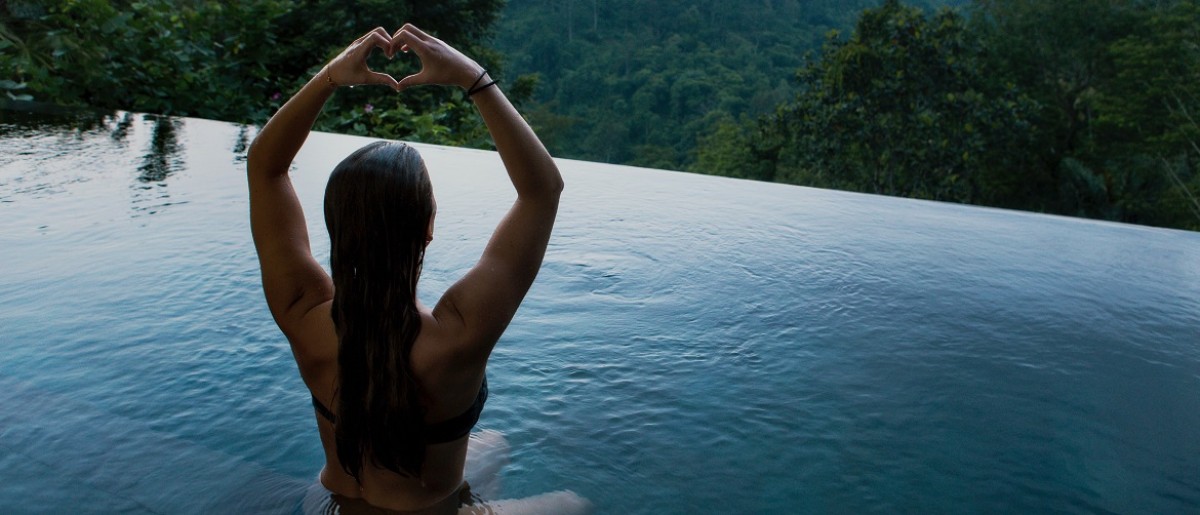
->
[323,141,434,479]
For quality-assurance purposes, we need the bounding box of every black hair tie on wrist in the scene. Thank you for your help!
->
[467,69,488,93]
[468,79,498,97]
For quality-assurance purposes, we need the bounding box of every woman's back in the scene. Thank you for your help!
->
[295,303,485,510]
[295,305,493,511]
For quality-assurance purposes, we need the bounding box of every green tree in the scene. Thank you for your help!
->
[494,0,965,168]
[700,0,1036,205]
[1,1,290,120]
[970,0,1137,216]
[0,0,512,147]
[973,0,1200,228]
[1092,1,1200,228]
[698,0,1200,231]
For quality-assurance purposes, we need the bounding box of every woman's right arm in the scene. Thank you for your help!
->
[392,25,563,364]
[247,28,397,346]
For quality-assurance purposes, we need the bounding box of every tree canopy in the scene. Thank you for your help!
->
[491,0,964,169]
[695,0,1200,231]
[0,0,510,146]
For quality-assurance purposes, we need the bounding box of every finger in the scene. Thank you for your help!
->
[360,31,394,59]
[396,71,428,91]
[355,26,384,44]
[353,27,391,56]
[365,71,400,90]
[371,26,392,57]
[398,23,432,42]
[391,29,426,55]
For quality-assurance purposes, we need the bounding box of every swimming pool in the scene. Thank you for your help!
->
[2,108,1198,514]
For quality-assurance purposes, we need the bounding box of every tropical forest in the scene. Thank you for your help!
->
[2,0,1197,230]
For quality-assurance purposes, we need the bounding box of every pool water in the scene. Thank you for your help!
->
[2,109,1199,514]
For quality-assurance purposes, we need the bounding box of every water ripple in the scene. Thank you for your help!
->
[3,111,1200,514]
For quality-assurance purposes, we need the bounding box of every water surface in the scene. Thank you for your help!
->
[2,109,1198,514]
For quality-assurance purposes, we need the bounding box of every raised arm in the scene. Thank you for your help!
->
[392,25,563,363]
[247,28,398,343]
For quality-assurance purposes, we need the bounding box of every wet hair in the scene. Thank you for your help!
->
[323,141,433,479]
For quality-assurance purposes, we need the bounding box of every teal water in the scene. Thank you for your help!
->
[2,109,1199,514]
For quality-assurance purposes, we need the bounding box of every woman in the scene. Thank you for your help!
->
[247,25,585,513]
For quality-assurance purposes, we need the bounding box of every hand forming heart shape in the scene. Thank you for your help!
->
[324,24,487,93]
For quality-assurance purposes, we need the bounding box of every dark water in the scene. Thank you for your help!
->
[1,108,1198,514]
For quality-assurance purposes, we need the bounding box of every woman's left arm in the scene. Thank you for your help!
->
[247,28,398,337]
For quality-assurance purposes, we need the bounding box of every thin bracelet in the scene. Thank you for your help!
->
[467,69,488,93]
[468,79,498,97]
[324,68,338,90]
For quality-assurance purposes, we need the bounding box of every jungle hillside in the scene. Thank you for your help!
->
[2,0,1197,230]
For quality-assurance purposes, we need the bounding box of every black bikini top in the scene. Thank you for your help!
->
[311,377,488,444]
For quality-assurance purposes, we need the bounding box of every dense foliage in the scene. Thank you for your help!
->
[695,0,1200,230]
[697,1,1038,203]
[492,0,962,169]
[0,0,509,147]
